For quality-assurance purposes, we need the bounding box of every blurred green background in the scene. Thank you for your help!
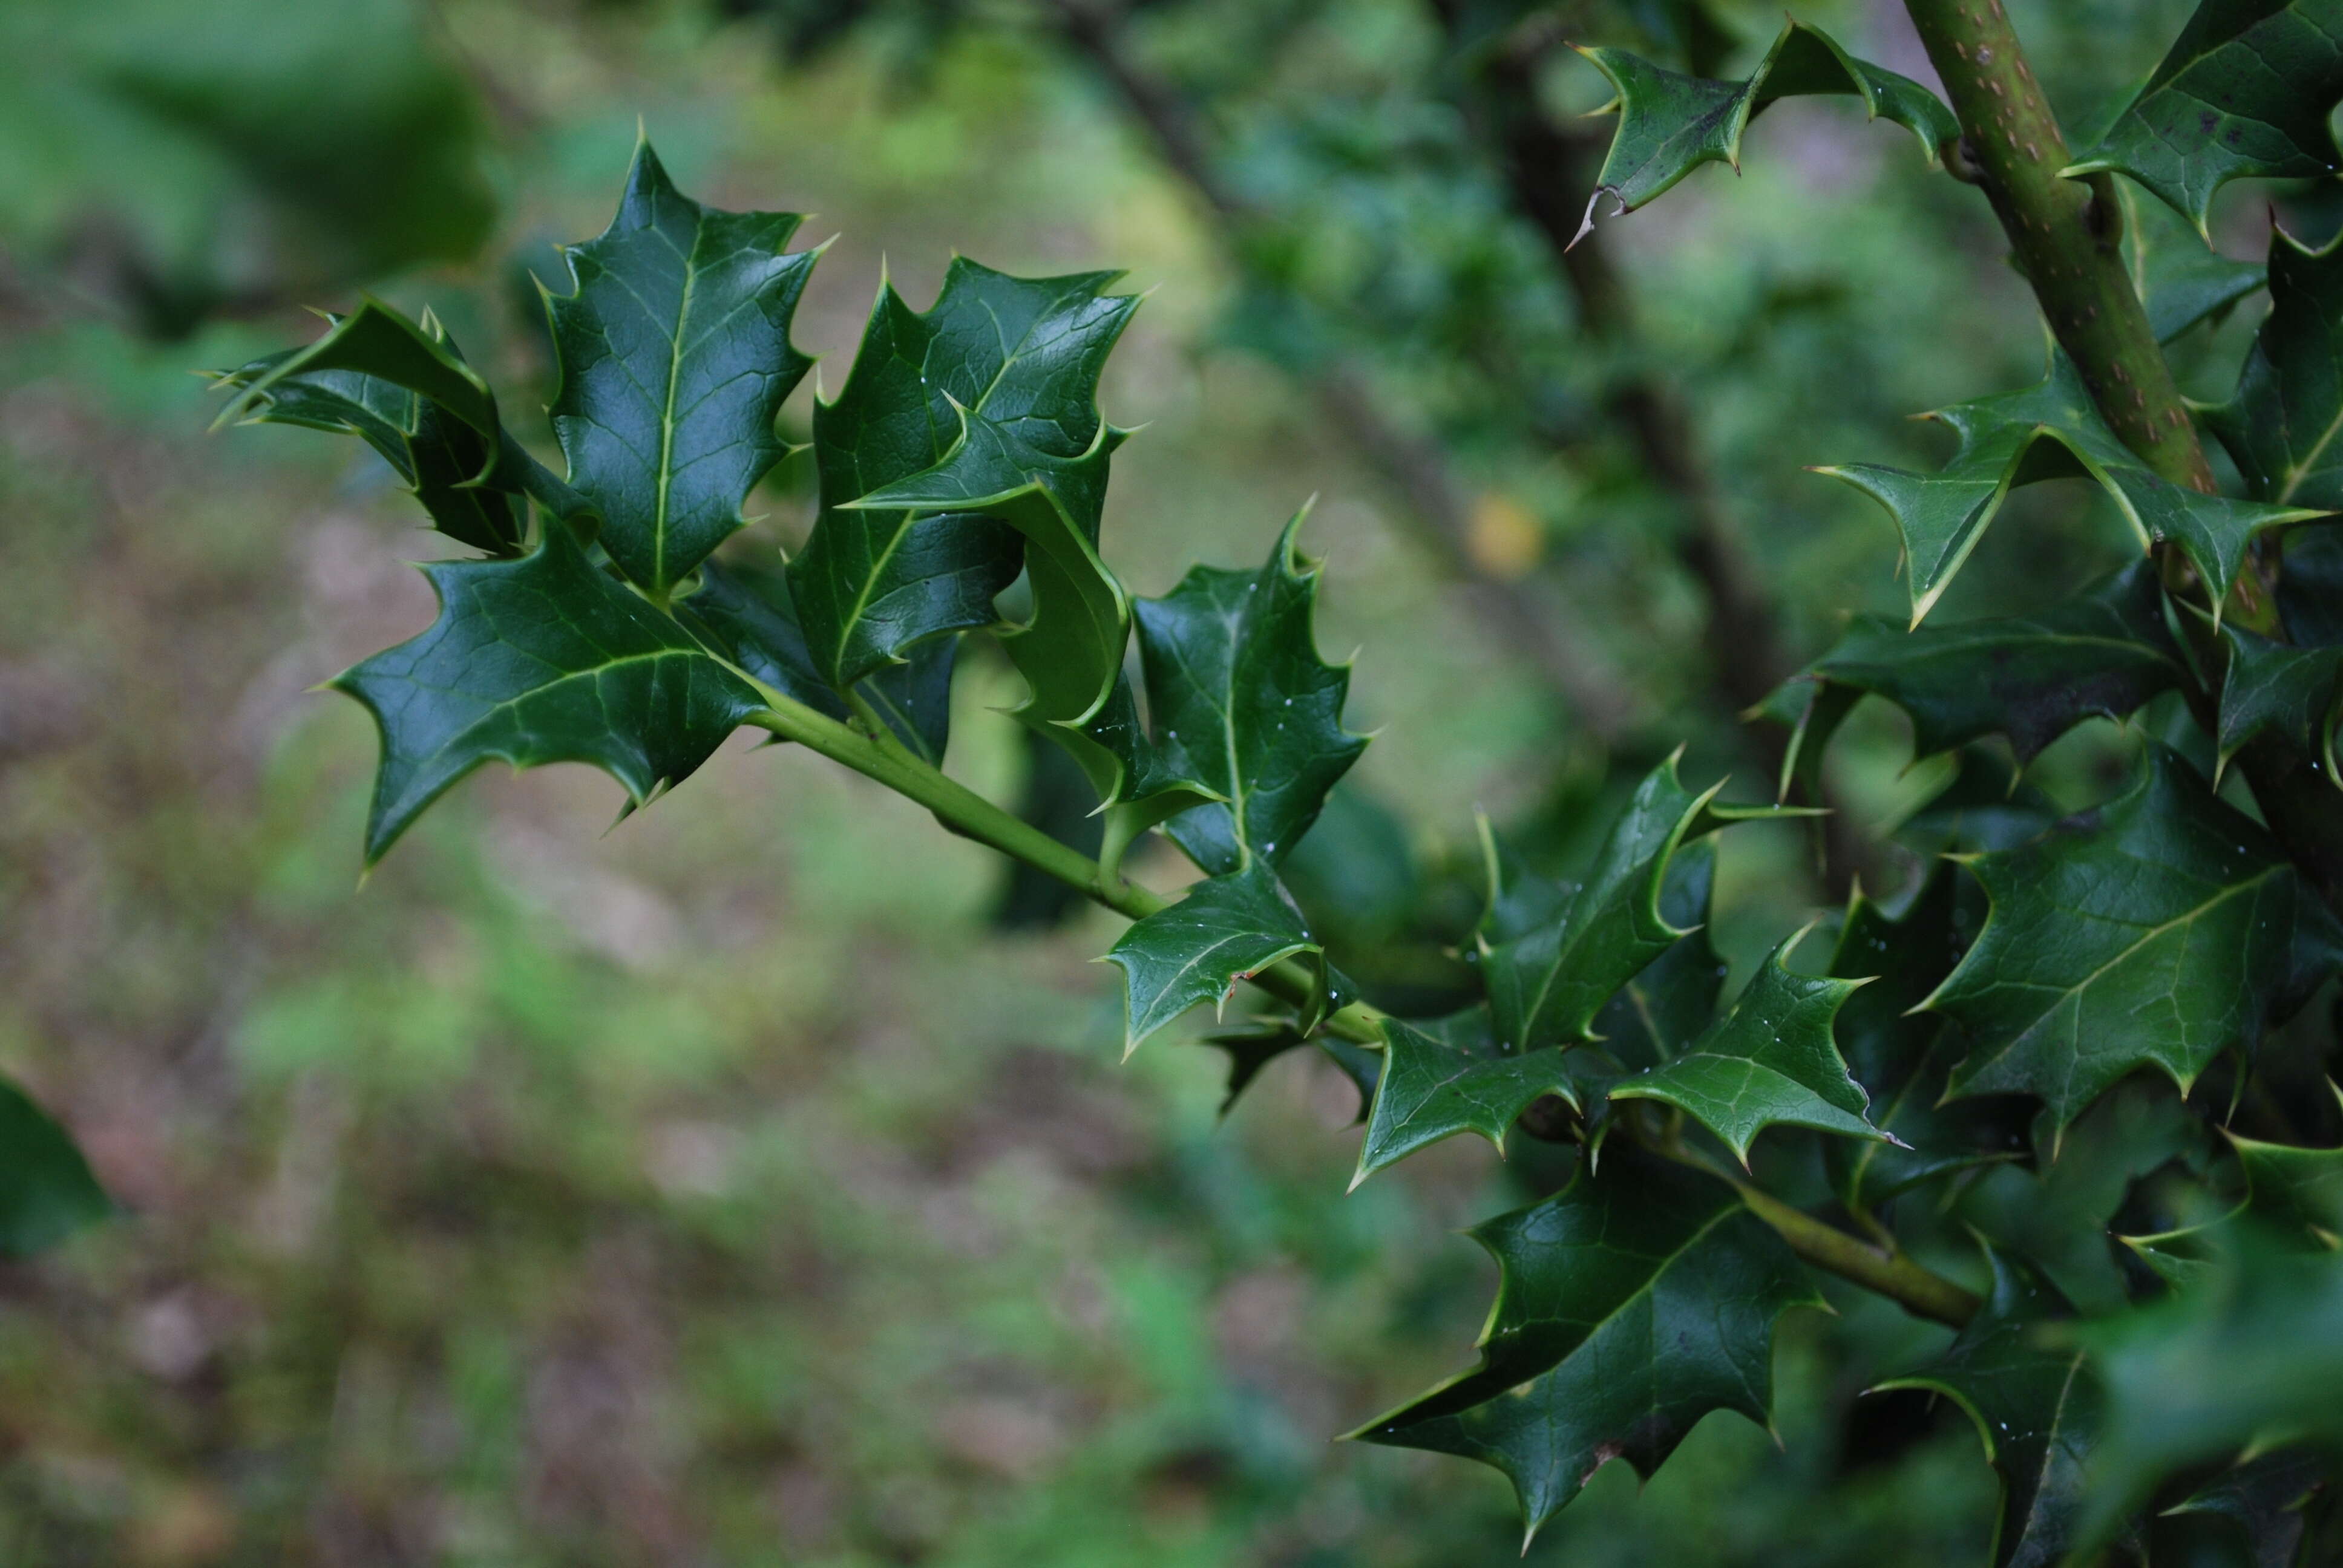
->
[0,0,2290,1561]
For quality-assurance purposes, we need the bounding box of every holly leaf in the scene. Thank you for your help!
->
[790,260,1133,693]
[2217,622,2343,779]
[1895,745,2066,858]
[1197,1020,1380,1120]
[1590,840,1726,1071]
[1353,1009,1599,1184]
[687,558,954,764]
[218,344,524,557]
[0,1076,113,1257]
[2077,1235,2343,1552]
[1872,1244,2102,1568]
[1924,745,2343,1129]
[335,521,764,863]
[2208,225,2343,509]
[1352,1148,1822,1540]
[1576,19,1956,220]
[2065,0,2343,236]
[2124,1128,2343,1286]
[1823,866,2030,1212]
[2282,526,2343,646]
[1481,756,1780,1054]
[212,300,527,555]
[1761,562,2186,793]
[2161,1448,2327,1568]
[2145,247,2266,343]
[821,265,1146,792]
[1143,514,1368,874]
[545,141,818,598]
[1818,354,2321,626]
[1610,927,1883,1165]
[1104,862,1322,1054]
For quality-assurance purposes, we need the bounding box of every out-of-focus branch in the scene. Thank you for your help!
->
[1045,0,1648,744]
[1447,8,1865,894]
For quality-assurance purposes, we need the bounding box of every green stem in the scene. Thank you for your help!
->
[741,691,1387,1045]
[1732,1181,1980,1328]
[1643,1133,1979,1325]
[1901,0,2214,497]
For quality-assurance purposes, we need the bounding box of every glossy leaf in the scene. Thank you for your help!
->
[2208,225,2343,509]
[1354,1010,1592,1184]
[1588,840,1726,1072]
[1481,756,1772,1054]
[1818,354,2320,626]
[2066,0,2343,235]
[1576,19,1956,218]
[804,261,1136,779]
[1104,863,1322,1054]
[1611,928,1882,1164]
[789,261,1126,688]
[687,558,954,764]
[546,142,818,597]
[1763,562,2185,791]
[1142,514,1368,875]
[2217,622,2343,777]
[0,1076,113,1257]
[1872,1245,2100,1568]
[1925,746,2343,1128]
[2144,247,2266,343]
[1823,867,2029,1212]
[335,523,764,864]
[1354,1149,1822,1540]
[215,315,523,557]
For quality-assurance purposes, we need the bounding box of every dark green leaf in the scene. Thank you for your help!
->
[1590,840,1726,1072]
[1611,928,1881,1164]
[2078,1234,2343,1550]
[1763,563,2185,786]
[1353,1148,1822,1540]
[798,260,1136,788]
[1872,1244,2100,1568]
[1353,1010,1594,1184]
[2145,247,2266,344]
[2217,622,2343,775]
[2282,526,2343,646]
[1895,746,2065,858]
[1481,756,1771,1054]
[2209,225,2343,509]
[1823,866,2030,1211]
[1576,19,1956,220]
[1104,863,1322,1054]
[335,521,763,864]
[2161,1448,2327,1568]
[2066,0,2343,235]
[1925,745,2343,1129]
[791,260,1128,688]
[215,312,523,556]
[1196,1020,1380,1121]
[1143,514,1368,874]
[2125,1131,2343,1284]
[1818,354,2319,626]
[687,557,954,764]
[546,142,818,598]
[0,1076,113,1257]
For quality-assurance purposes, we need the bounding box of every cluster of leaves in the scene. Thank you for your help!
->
[96,0,2342,1560]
